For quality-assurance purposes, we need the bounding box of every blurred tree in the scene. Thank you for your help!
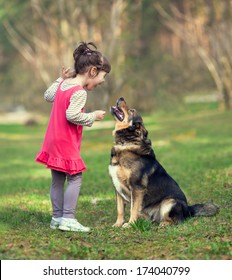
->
[0,0,223,113]
[1,0,137,109]
[155,0,232,110]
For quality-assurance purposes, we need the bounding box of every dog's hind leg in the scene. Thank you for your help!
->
[113,192,126,227]
[159,199,188,227]
[159,199,177,227]
[123,189,145,228]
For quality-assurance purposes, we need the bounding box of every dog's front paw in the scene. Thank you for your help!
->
[122,222,131,228]
[112,222,124,227]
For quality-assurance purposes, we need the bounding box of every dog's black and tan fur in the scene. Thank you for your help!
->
[109,97,218,228]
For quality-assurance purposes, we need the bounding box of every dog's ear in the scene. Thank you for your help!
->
[130,120,148,138]
[135,123,141,129]
[129,120,142,131]
[132,115,142,126]
[142,126,148,138]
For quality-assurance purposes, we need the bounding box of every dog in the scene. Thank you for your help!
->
[109,97,219,228]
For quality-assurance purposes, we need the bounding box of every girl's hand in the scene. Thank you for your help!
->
[61,66,76,79]
[94,110,106,121]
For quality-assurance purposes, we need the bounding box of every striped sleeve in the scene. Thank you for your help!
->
[66,90,96,127]
[44,77,63,102]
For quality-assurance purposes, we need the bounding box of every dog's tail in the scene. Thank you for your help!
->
[188,202,219,217]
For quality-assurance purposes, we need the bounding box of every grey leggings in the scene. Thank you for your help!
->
[50,169,82,219]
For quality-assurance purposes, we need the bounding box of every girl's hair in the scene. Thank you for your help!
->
[73,42,111,76]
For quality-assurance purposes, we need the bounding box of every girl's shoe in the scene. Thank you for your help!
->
[50,217,62,229]
[59,218,90,232]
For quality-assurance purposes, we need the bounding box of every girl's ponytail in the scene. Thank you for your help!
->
[73,42,97,60]
[73,42,111,75]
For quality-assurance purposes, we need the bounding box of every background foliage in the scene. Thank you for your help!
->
[1,0,227,114]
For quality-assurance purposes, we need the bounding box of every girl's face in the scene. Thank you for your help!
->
[85,69,107,91]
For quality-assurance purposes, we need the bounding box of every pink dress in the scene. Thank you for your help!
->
[36,82,86,175]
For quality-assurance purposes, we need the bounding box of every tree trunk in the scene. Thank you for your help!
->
[155,2,232,111]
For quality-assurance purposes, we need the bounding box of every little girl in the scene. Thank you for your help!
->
[36,42,111,232]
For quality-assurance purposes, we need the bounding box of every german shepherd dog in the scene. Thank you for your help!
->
[109,97,218,228]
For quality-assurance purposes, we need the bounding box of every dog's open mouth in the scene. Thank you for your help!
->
[110,106,124,121]
[110,98,126,121]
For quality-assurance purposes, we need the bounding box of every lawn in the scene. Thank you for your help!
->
[0,107,231,260]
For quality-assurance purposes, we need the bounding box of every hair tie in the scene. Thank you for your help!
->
[84,49,92,55]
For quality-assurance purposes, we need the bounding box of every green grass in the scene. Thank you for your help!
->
[0,107,231,260]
